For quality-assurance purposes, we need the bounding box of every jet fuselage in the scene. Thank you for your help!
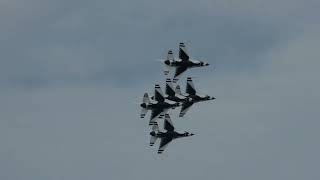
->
[150,131,193,139]
[187,94,215,104]
[165,59,209,68]
[140,101,179,110]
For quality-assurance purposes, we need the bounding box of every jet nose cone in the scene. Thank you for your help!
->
[205,63,209,66]
[190,133,194,136]
[211,97,216,100]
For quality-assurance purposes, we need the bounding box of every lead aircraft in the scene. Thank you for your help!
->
[149,114,194,154]
[163,42,210,81]
[178,77,215,117]
[140,84,180,125]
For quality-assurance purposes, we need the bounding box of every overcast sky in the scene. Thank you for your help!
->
[1,0,320,180]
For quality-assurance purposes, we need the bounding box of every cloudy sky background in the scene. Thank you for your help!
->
[1,0,320,179]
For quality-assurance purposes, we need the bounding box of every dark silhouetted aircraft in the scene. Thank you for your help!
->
[149,114,194,154]
[162,43,210,81]
[178,77,215,117]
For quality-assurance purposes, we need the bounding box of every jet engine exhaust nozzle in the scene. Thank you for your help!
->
[140,103,147,108]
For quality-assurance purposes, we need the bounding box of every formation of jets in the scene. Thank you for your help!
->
[140,43,215,154]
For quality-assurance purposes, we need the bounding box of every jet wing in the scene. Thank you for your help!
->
[174,66,188,78]
[186,77,196,95]
[179,43,189,61]
[149,108,169,125]
[179,101,194,117]
[165,79,175,96]
[164,114,174,131]
[154,84,165,102]
[158,137,173,154]
[149,109,162,125]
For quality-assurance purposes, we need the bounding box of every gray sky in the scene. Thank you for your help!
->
[1,0,320,180]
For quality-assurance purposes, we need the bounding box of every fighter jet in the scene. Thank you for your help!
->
[149,114,194,154]
[163,43,210,81]
[140,84,180,125]
[178,77,215,117]
[151,78,187,103]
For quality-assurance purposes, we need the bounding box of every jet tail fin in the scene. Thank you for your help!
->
[166,50,174,61]
[140,108,147,118]
[152,123,159,131]
[164,50,174,75]
[140,93,149,118]
[150,136,158,146]
[175,85,182,95]
[142,93,150,104]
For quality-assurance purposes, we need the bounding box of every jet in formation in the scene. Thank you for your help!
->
[140,84,180,125]
[150,114,194,154]
[178,77,215,117]
[162,42,210,81]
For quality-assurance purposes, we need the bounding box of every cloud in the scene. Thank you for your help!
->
[1,1,320,180]
[0,0,303,88]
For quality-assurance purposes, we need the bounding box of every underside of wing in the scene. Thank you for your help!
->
[154,84,165,102]
[164,114,175,131]
[149,109,163,125]
[186,77,196,95]
[165,79,175,96]
[179,101,194,117]
[158,137,173,154]
[179,42,189,61]
[174,66,188,78]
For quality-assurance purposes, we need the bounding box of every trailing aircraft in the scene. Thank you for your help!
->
[140,84,180,125]
[178,77,215,117]
[162,42,210,81]
[149,114,194,154]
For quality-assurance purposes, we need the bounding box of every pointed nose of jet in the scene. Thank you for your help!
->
[211,97,216,100]
[190,133,194,136]
[205,63,209,66]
